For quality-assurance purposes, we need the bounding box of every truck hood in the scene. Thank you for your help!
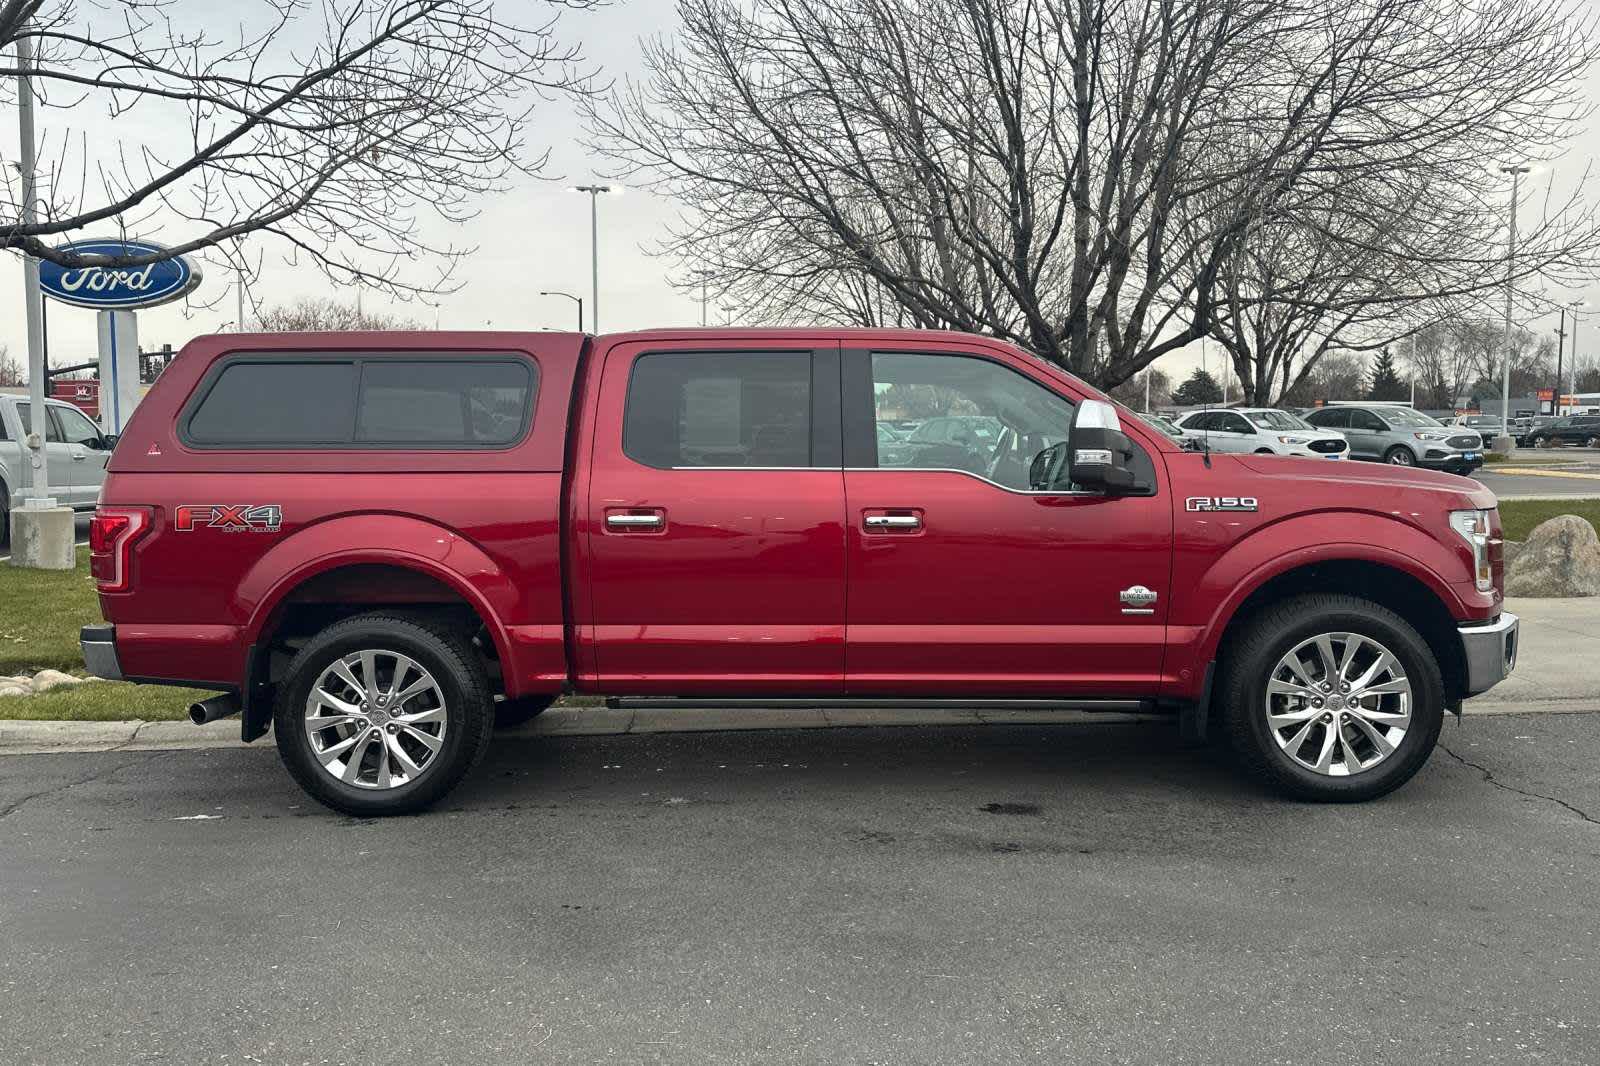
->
[1232,454,1497,510]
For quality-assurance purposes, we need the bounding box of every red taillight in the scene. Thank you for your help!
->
[89,506,151,593]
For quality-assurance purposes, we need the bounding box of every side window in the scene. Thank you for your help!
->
[15,403,63,442]
[184,356,536,448]
[1354,410,1385,431]
[1314,408,1348,429]
[866,351,1074,491]
[1221,413,1253,434]
[53,405,104,447]
[1183,412,1214,432]
[624,351,815,468]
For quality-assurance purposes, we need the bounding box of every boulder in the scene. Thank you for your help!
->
[1504,515,1600,597]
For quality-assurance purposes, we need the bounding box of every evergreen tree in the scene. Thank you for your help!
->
[1368,349,1408,401]
[1172,368,1224,406]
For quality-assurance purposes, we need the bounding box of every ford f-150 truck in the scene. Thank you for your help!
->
[79,329,1519,815]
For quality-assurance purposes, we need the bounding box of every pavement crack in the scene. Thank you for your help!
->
[1438,743,1600,826]
[0,751,169,823]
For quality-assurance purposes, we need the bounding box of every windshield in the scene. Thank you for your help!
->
[1246,410,1311,431]
[1380,407,1441,428]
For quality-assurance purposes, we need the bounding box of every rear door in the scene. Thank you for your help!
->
[840,345,1170,697]
[1213,411,1260,452]
[14,403,78,506]
[580,341,847,694]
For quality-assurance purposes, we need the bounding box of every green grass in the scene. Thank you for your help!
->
[1,549,194,720]
[1498,498,1600,542]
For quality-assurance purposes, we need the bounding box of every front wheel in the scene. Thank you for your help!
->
[1586,435,1600,449]
[1218,593,1444,801]
[1383,446,1416,466]
[274,613,494,816]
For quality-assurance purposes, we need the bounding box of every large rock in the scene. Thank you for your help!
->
[1505,515,1600,597]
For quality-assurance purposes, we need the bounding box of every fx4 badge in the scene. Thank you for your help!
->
[1186,496,1259,512]
[174,504,283,533]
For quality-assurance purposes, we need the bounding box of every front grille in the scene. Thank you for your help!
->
[1448,434,1481,449]
[1308,438,1345,453]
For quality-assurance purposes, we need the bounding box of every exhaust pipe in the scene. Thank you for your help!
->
[189,694,241,726]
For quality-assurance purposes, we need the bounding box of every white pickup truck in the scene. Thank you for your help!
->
[1,394,116,548]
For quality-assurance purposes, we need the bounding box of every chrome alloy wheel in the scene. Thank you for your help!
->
[304,650,448,789]
[1264,632,1412,777]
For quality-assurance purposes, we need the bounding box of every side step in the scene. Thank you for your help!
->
[605,697,1161,713]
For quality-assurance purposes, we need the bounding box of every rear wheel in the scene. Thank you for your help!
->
[274,613,494,816]
[1383,446,1416,466]
[1218,594,1444,802]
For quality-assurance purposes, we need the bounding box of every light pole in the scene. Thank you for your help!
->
[1498,164,1532,445]
[1555,300,1584,416]
[539,290,584,332]
[571,185,620,332]
[15,26,48,509]
[1570,304,1584,412]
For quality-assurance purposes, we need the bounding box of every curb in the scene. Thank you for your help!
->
[2,700,1595,755]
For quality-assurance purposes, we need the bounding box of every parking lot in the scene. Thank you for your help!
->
[1473,456,1600,497]
[2,714,1597,1065]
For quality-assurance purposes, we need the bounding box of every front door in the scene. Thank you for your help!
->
[841,347,1171,698]
[581,341,847,694]
[50,403,112,508]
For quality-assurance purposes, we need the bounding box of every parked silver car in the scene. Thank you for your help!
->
[1303,403,1482,473]
[1,395,115,547]
[1175,407,1349,458]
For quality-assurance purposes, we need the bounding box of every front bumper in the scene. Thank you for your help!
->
[1459,613,1518,697]
[79,624,124,682]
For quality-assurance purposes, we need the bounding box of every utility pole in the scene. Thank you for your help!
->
[1498,164,1531,444]
[538,291,583,332]
[701,276,708,327]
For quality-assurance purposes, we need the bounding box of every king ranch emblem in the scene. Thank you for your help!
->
[174,504,283,533]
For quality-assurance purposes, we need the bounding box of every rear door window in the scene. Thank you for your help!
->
[623,351,820,468]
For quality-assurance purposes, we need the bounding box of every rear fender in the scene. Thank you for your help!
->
[236,514,520,692]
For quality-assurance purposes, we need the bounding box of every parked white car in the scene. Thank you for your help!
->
[1,395,116,548]
[1175,407,1349,458]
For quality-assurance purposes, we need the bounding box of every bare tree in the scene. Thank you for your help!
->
[1,0,596,295]
[589,0,1600,392]
[255,298,423,332]
[0,344,22,385]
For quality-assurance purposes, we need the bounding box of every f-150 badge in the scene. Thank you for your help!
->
[174,504,283,533]
[1186,496,1259,512]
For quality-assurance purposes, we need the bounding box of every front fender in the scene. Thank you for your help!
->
[236,513,518,684]
[1166,511,1471,696]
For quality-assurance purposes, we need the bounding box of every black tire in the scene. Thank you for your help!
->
[1586,435,1600,449]
[494,694,555,729]
[1383,445,1416,466]
[273,612,494,816]
[0,479,9,551]
[1217,593,1444,802]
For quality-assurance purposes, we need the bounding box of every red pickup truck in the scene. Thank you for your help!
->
[79,329,1518,814]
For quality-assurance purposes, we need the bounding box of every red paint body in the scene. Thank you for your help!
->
[93,328,1502,708]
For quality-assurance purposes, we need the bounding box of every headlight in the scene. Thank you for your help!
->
[1450,509,1495,592]
[1415,431,1449,442]
[1277,435,1308,445]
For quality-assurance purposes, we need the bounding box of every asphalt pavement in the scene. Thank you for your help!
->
[2,714,1597,1065]
[1472,454,1600,498]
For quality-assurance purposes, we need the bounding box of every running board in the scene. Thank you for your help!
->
[605,697,1160,713]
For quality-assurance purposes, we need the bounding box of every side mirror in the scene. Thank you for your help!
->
[1066,400,1138,493]
[98,434,118,451]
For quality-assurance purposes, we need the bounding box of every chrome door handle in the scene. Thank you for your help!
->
[864,514,921,529]
[71,451,88,461]
[606,513,664,529]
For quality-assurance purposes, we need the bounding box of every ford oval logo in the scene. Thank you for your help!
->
[37,238,202,310]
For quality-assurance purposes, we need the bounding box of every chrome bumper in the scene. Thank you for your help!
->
[1459,613,1518,698]
[79,624,124,682]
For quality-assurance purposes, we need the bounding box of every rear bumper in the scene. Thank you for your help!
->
[80,624,124,682]
[1459,613,1519,697]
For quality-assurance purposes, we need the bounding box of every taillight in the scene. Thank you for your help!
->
[89,506,151,593]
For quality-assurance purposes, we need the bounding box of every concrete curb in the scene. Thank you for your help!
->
[1,700,1594,755]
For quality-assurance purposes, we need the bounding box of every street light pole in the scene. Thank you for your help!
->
[571,185,617,332]
[538,290,584,332]
[15,25,50,508]
[1498,163,1531,444]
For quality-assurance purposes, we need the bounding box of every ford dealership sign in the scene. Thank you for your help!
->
[37,238,201,310]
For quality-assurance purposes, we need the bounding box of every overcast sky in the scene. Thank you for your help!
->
[5,0,1600,391]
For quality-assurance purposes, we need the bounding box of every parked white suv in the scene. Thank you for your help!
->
[1,395,116,548]
[1174,407,1349,458]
